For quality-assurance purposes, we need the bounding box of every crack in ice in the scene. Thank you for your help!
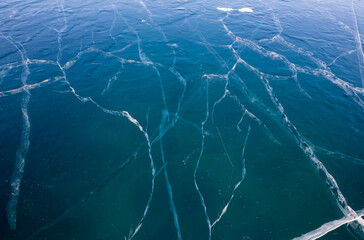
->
[293,208,364,240]
[351,0,364,87]
[1,32,32,231]
[211,125,250,230]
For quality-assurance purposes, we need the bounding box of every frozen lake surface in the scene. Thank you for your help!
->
[0,0,364,239]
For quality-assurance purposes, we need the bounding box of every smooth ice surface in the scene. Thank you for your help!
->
[0,0,364,239]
